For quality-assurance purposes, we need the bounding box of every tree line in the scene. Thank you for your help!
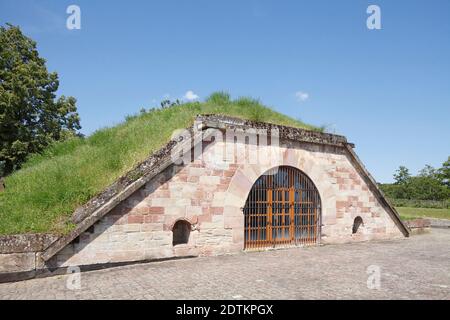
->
[380,157,450,202]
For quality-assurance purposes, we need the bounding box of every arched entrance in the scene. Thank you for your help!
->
[243,166,321,250]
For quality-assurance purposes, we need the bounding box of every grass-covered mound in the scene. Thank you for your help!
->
[0,93,320,235]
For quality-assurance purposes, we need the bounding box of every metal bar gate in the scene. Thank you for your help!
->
[243,166,321,250]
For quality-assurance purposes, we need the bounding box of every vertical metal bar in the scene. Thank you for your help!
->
[243,166,321,250]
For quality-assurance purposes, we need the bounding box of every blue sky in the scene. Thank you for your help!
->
[1,0,449,182]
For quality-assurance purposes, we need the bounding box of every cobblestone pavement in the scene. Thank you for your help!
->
[0,229,449,300]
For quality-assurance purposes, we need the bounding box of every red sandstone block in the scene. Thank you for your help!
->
[175,174,188,182]
[362,207,370,213]
[188,176,199,183]
[198,214,212,224]
[191,199,202,206]
[149,207,165,214]
[223,170,235,177]
[128,215,144,224]
[202,207,210,215]
[406,219,431,228]
[135,207,150,215]
[144,215,160,223]
[211,207,224,215]
[336,201,349,210]
[220,176,230,182]
[192,191,205,199]
[217,184,228,192]
[336,177,345,185]
[212,169,223,176]
[155,190,170,198]
[336,211,344,219]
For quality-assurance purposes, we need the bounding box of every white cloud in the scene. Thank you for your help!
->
[183,90,199,101]
[295,91,309,102]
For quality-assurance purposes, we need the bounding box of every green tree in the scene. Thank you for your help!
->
[393,166,411,185]
[438,156,450,187]
[418,164,438,179]
[408,176,449,201]
[0,24,81,175]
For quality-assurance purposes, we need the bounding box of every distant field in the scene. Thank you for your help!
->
[396,207,450,220]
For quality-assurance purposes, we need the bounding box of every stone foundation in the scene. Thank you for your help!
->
[0,234,57,282]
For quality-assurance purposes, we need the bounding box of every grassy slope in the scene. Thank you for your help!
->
[396,207,450,220]
[0,96,319,235]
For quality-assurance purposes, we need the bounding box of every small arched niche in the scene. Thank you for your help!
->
[172,220,191,246]
[352,216,364,234]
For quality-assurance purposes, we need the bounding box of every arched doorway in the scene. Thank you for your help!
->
[243,166,321,250]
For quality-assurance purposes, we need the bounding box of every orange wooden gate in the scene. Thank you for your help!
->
[243,166,321,250]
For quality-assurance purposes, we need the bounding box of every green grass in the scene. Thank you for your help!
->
[396,207,450,220]
[0,94,320,235]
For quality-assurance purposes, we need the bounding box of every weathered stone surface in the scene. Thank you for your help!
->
[428,218,450,229]
[0,234,58,254]
[0,253,35,273]
[405,218,431,229]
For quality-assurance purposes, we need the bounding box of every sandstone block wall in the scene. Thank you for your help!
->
[52,135,404,268]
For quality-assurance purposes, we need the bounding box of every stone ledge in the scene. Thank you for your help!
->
[0,234,58,254]
[428,218,450,229]
[198,114,350,147]
[404,218,431,235]
[405,218,431,229]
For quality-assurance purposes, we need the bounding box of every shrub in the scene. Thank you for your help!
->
[206,91,231,105]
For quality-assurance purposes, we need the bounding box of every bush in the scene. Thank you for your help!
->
[206,91,231,105]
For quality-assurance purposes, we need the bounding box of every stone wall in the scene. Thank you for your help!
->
[51,134,405,268]
[0,234,57,282]
[405,219,431,235]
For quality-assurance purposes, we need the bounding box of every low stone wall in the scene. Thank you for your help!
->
[428,218,450,229]
[0,234,57,282]
[404,219,431,235]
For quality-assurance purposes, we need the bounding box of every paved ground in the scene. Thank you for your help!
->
[0,229,449,300]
